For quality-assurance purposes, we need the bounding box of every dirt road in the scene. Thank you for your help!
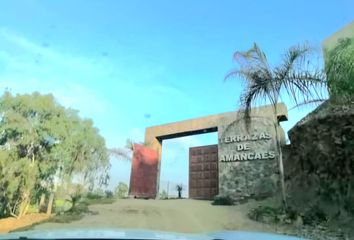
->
[0,214,52,233]
[33,199,286,233]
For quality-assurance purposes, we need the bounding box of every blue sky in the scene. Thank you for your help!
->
[0,0,353,195]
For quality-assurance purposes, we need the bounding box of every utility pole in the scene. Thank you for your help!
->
[167,181,169,198]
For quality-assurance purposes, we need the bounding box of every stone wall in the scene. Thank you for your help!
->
[218,117,282,202]
[283,101,354,216]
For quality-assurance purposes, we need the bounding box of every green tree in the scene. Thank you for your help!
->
[0,92,66,217]
[0,92,110,218]
[226,43,326,209]
[54,115,110,190]
[0,151,38,218]
[324,37,354,102]
[114,182,129,198]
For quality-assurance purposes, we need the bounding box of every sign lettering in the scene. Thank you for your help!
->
[220,132,275,162]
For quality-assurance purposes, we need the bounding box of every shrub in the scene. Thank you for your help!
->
[27,204,39,214]
[67,200,88,215]
[114,182,129,199]
[344,198,354,215]
[53,198,71,213]
[159,190,168,199]
[325,37,354,101]
[302,205,328,226]
[105,190,114,198]
[285,206,299,221]
[50,201,91,223]
[85,197,115,205]
[86,191,104,200]
[247,205,301,224]
[67,192,83,212]
[248,205,281,223]
[212,195,234,205]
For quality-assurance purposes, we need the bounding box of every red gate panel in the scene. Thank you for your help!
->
[129,144,158,198]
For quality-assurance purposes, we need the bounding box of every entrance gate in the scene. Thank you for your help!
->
[129,144,158,198]
[189,144,218,199]
[128,103,288,199]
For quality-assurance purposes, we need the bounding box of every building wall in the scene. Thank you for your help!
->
[323,21,354,51]
[217,116,280,201]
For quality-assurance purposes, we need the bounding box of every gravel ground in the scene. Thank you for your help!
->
[3,199,349,239]
[33,199,289,234]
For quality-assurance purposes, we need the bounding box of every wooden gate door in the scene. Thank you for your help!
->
[129,144,158,198]
[189,144,218,199]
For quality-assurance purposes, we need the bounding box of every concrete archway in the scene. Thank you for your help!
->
[129,103,288,199]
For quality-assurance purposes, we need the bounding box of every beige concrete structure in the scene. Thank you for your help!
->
[323,21,354,50]
[144,103,288,195]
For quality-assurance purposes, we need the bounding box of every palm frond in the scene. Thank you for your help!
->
[273,44,315,104]
[233,43,270,70]
[281,70,327,106]
[108,148,131,161]
[289,99,326,111]
[231,43,273,80]
[276,43,312,77]
[240,73,275,130]
[227,42,327,130]
[230,44,276,129]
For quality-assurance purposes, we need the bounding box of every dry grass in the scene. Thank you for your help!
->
[0,214,52,233]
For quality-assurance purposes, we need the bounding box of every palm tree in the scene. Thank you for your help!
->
[176,184,183,199]
[226,43,327,210]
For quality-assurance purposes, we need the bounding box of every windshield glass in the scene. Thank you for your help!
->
[0,1,353,240]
